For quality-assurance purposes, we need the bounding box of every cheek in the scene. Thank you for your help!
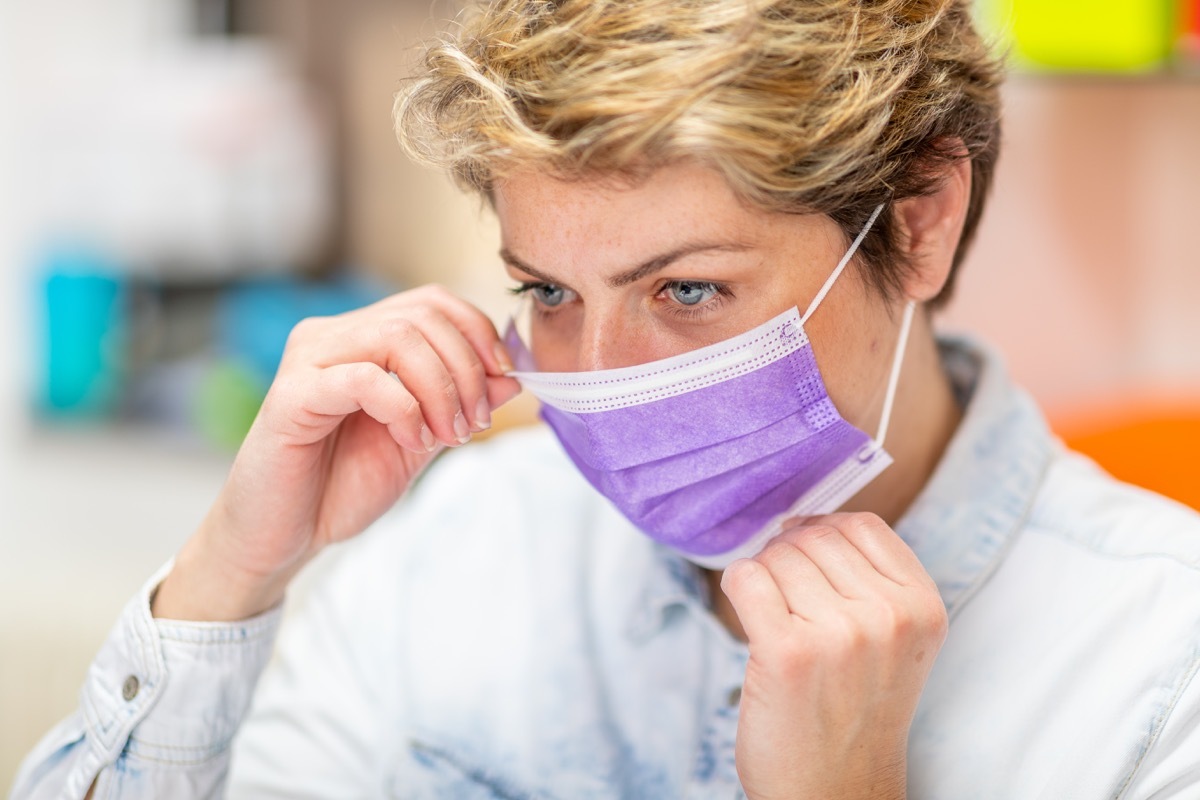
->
[814,324,895,433]
[527,312,696,373]
[527,313,582,372]
[803,316,874,417]
[529,338,575,372]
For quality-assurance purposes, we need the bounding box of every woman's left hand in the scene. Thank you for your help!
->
[720,512,948,800]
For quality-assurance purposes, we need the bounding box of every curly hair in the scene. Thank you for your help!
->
[396,0,1004,307]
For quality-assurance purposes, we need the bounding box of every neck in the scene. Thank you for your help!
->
[846,311,961,527]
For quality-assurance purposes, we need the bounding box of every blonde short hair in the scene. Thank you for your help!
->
[397,0,1004,307]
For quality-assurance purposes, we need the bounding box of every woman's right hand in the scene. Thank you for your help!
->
[151,285,522,621]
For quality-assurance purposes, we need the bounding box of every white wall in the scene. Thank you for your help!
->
[0,1,209,789]
[0,0,194,437]
[0,3,23,455]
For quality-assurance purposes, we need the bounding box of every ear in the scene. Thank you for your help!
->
[892,150,972,303]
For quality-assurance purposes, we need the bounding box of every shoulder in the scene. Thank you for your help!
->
[914,443,1200,795]
[1014,445,1200,713]
[1029,444,1200,569]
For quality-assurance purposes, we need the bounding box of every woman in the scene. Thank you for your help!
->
[15,0,1200,797]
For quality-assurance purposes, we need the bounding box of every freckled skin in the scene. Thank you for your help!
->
[493,161,963,533]
[494,164,897,433]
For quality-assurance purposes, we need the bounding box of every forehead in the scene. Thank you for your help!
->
[492,162,772,259]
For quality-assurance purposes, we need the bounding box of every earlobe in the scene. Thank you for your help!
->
[893,154,972,303]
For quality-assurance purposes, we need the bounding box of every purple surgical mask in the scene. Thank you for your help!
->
[507,204,915,568]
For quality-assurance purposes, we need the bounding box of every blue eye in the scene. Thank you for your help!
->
[535,283,567,307]
[668,281,719,306]
[509,281,576,310]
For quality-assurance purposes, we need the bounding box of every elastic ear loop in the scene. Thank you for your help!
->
[790,202,911,458]
[867,299,916,456]
[799,203,886,326]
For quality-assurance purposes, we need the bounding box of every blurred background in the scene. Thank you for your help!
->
[1,0,1198,789]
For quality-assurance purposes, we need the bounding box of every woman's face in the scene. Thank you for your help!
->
[494,161,903,431]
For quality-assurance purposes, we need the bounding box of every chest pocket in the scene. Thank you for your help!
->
[388,733,558,800]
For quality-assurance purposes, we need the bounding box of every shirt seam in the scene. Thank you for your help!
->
[945,445,1052,623]
[124,735,233,766]
[1021,502,1200,797]
[1024,522,1200,573]
[156,626,280,645]
[1114,647,1200,799]
[154,608,283,643]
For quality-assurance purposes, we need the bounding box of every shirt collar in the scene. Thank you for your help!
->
[624,335,1055,640]
[894,336,1054,617]
[625,542,709,642]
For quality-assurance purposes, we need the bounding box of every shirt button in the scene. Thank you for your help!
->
[726,686,742,707]
[121,675,140,702]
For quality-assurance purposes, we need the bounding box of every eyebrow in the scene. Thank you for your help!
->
[499,241,754,289]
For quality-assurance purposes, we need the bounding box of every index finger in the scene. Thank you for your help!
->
[392,286,515,377]
[781,513,932,590]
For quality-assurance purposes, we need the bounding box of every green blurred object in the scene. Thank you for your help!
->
[194,360,266,451]
[980,0,1177,73]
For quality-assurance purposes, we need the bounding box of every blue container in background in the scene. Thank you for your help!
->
[38,247,128,417]
[195,273,391,449]
[214,274,391,383]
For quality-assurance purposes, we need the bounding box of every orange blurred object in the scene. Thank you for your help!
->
[1053,401,1200,511]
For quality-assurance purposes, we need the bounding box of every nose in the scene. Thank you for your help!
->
[576,313,651,372]
[576,313,615,372]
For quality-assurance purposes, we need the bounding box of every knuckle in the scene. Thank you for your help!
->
[758,539,797,566]
[451,347,487,384]
[845,511,888,536]
[374,291,408,311]
[828,613,868,653]
[809,524,841,542]
[923,596,950,638]
[413,283,451,303]
[872,601,913,641]
[343,362,381,391]
[790,524,839,548]
[402,303,438,324]
[396,393,422,420]
[285,315,326,348]
[770,640,819,680]
[259,377,296,416]
[378,316,419,342]
[877,593,947,645]
[462,345,486,373]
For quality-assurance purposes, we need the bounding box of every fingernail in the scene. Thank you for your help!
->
[453,411,471,444]
[473,397,492,431]
[420,424,437,452]
[493,341,515,374]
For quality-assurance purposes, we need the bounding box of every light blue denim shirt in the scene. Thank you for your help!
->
[14,337,1200,799]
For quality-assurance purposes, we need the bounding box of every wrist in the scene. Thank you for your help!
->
[832,747,907,800]
[151,523,299,622]
[742,744,907,800]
